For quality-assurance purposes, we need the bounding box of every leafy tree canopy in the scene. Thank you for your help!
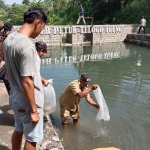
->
[22,0,30,5]
[0,0,149,32]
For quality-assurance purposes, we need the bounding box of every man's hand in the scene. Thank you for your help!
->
[30,111,40,124]
[91,84,98,90]
[94,103,100,109]
[42,79,49,87]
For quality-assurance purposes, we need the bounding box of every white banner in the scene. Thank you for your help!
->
[13,25,123,35]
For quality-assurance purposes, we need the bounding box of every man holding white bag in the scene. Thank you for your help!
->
[35,41,50,87]
[35,41,56,120]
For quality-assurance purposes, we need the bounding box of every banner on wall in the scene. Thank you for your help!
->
[13,25,123,35]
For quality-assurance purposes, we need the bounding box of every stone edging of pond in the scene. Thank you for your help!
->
[124,34,150,47]
[37,119,64,150]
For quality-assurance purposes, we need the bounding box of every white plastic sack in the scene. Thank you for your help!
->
[93,85,110,121]
[43,79,56,114]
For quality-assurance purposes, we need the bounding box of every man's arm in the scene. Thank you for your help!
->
[75,84,97,98]
[21,76,39,124]
[86,97,99,109]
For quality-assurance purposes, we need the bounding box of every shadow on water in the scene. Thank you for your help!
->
[41,42,150,150]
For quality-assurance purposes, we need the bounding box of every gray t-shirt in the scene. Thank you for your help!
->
[3,31,44,112]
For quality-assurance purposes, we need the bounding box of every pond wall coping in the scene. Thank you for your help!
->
[13,24,140,46]
[124,34,150,47]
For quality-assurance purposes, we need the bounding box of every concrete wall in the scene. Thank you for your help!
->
[13,25,139,46]
[90,25,139,44]
[65,25,139,45]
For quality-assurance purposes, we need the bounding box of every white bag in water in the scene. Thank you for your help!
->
[43,79,56,114]
[93,86,110,121]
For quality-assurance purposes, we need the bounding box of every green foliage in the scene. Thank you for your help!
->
[22,0,30,5]
[0,0,149,33]
[113,0,150,29]
[29,0,45,8]
[0,9,6,22]
[0,0,5,10]
[8,5,28,25]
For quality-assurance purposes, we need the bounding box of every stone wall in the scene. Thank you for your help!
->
[32,34,62,46]
[66,33,84,44]
[124,34,150,47]
[13,25,139,46]
[66,24,139,45]
[92,25,139,44]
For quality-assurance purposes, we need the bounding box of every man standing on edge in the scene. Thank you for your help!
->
[138,16,146,34]
[3,7,47,150]
[59,74,99,127]
[0,22,13,95]
[77,5,86,25]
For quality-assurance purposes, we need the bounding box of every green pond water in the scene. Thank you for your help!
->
[40,42,150,150]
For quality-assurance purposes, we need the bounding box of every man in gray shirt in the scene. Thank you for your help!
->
[3,7,47,150]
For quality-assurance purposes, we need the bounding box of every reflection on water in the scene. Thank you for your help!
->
[137,54,142,66]
[41,42,150,150]
[41,43,129,68]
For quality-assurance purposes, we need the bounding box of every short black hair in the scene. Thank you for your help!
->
[24,7,47,24]
[35,41,47,51]
[4,22,13,31]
